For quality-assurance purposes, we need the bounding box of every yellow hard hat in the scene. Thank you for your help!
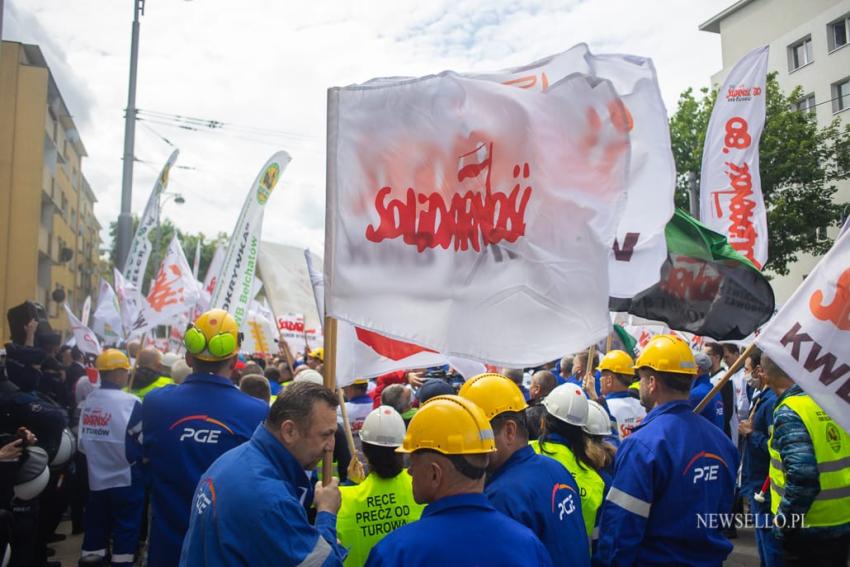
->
[95,349,130,371]
[398,395,496,455]
[597,350,635,376]
[308,347,324,362]
[183,309,241,362]
[458,373,528,420]
[351,377,369,385]
[635,334,697,375]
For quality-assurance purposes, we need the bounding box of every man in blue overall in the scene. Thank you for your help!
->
[595,335,738,566]
[142,309,268,566]
[459,373,589,566]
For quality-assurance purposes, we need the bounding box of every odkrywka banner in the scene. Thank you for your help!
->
[211,151,290,326]
[700,46,769,269]
[123,149,179,288]
[758,228,850,433]
[326,70,631,366]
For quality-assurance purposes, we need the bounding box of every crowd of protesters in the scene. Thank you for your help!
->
[0,302,848,566]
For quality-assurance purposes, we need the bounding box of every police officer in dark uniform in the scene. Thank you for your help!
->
[2,316,66,567]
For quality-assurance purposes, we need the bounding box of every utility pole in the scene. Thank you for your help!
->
[688,171,699,219]
[117,0,145,271]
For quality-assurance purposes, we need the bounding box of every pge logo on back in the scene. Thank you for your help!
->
[682,451,729,485]
[170,415,233,444]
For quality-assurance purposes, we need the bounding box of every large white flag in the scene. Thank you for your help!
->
[471,44,675,298]
[211,152,290,326]
[123,149,179,288]
[700,46,769,269]
[131,236,200,334]
[326,70,630,366]
[757,229,850,433]
[92,279,124,344]
[64,303,101,356]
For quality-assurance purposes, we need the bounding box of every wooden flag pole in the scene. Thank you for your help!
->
[583,344,598,401]
[693,342,757,415]
[126,332,147,393]
[279,336,295,376]
[337,388,366,483]
[605,332,614,353]
[321,316,338,485]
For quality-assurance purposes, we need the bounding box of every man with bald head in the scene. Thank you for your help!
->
[128,347,174,401]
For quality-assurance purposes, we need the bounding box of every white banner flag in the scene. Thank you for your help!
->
[81,295,92,327]
[304,249,325,324]
[131,236,200,334]
[211,151,291,326]
[326,67,630,366]
[113,268,141,338]
[241,300,278,355]
[757,229,850,433]
[123,149,179,288]
[277,312,323,355]
[471,45,675,298]
[92,279,124,345]
[700,45,769,269]
[64,303,101,356]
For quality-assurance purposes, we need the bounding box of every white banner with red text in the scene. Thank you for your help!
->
[326,68,631,366]
[700,45,769,269]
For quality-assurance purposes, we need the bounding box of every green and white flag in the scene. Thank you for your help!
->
[211,151,290,326]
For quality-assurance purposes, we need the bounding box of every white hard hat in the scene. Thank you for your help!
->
[582,400,614,436]
[161,352,181,369]
[50,428,75,467]
[360,406,406,447]
[542,383,589,427]
[14,446,50,501]
[294,368,323,386]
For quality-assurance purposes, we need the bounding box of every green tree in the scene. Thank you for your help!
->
[108,216,228,294]
[668,73,850,276]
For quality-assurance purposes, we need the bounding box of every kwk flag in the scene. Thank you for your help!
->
[758,228,850,432]
[92,279,124,344]
[123,149,179,288]
[211,151,290,326]
[131,236,200,334]
[63,303,101,356]
[326,66,631,366]
[610,209,774,339]
[700,46,769,269]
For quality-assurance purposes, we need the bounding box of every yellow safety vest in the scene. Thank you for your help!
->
[768,393,850,526]
[531,438,604,538]
[126,376,174,401]
[337,471,424,567]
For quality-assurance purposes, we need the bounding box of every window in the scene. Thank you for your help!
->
[828,15,849,51]
[794,93,816,114]
[833,78,850,113]
[788,36,813,71]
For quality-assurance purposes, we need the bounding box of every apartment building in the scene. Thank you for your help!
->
[0,41,102,342]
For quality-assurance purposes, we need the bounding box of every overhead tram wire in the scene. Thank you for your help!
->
[136,108,319,144]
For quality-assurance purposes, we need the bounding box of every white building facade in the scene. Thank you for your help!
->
[700,0,850,303]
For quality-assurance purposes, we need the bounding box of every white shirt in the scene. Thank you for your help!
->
[605,393,646,440]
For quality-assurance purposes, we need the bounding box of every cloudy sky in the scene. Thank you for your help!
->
[4,0,731,255]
